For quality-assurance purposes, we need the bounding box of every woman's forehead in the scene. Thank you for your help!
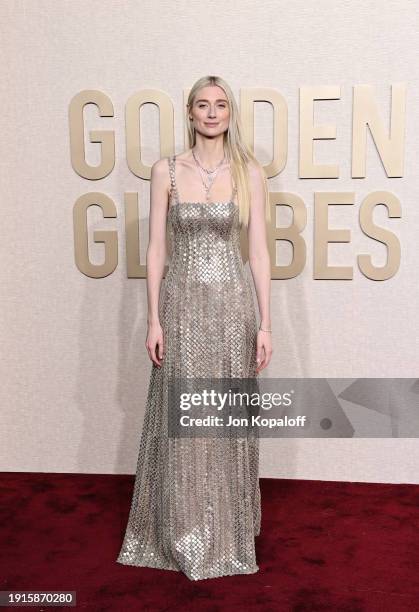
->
[194,85,228,102]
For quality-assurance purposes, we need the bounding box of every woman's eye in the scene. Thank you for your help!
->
[197,103,227,108]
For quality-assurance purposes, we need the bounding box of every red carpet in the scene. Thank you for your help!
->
[1,473,418,611]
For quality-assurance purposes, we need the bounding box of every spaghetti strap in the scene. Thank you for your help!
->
[168,155,180,206]
[231,181,237,203]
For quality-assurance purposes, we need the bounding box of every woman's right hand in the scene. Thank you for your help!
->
[145,321,164,367]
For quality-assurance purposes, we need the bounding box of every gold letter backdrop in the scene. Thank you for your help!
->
[69,84,406,281]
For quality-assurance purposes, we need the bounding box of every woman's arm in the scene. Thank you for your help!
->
[145,158,170,366]
[247,161,273,372]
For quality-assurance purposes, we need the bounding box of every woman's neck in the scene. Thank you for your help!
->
[191,141,226,167]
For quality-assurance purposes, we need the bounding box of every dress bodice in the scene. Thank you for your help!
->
[166,200,244,286]
[165,155,247,287]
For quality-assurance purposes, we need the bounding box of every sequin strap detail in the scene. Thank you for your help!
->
[231,182,237,201]
[168,155,180,205]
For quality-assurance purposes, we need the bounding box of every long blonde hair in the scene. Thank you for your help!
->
[186,75,271,227]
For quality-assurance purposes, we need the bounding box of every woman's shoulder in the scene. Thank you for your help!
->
[246,156,263,171]
[245,157,265,183]
[150,157,172,194]
[151,155,173,179]
[152,155,171,169]
[151,150,192,170]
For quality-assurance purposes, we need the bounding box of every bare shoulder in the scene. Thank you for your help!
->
[151,156,170,177]
[150,157,171,193]
[246,158,265,184]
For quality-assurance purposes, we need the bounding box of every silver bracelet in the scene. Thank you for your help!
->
[259,325,272,333]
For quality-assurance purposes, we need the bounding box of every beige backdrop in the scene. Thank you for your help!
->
[1,0,418,482]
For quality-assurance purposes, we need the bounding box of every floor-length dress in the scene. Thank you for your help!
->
[116,154,261,581]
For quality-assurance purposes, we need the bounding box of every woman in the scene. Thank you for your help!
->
[117,75,272,581]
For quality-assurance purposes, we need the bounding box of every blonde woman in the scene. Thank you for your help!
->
[117,75,272,581]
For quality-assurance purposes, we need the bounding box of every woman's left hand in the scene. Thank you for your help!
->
[256,330,273,373]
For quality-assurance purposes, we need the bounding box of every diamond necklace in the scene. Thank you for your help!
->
[192,147,226,202]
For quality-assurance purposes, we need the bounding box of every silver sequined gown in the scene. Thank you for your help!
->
[116,154,261,581]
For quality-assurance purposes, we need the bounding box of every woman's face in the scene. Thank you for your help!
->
[189,85,230,138]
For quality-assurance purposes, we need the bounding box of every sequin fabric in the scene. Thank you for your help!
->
[116,154,261,581]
